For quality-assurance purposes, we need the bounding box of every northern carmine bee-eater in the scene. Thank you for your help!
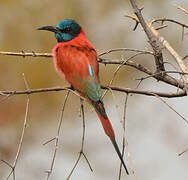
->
[38,19,129,174]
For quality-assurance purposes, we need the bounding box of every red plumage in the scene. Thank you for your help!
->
[53,28,99,90]
[53,28,117,140]
[39,22,129,174]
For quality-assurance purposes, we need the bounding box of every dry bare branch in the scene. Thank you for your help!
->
[67,99,92,179]
[0,86,186,98]
[1,74,30,180]
[129,0,165,73]
[128,0,188,93]
[153,94,188,124]
[99,48,153,56]
[0,50,186,90]
[45,90,70,180]
[0,50,52,58]
[147,21,188,94]
[119,94,136,179]
[150,18,188,29]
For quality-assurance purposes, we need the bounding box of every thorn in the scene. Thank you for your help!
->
[44,170,51,173]
[21,50,26,58]
[182,26,184,41]
[155,24,168,31]
[32,51,36,57]
[0,91,6,96]
[43,137,57,146]
[138,6,144,13]
[133,21,139,31]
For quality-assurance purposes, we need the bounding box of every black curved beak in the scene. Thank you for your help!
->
[37,26,59,33]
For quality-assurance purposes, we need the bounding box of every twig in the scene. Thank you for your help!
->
[0,160,15,180]
[153,94,188,124]
[178,148,188,156]
[150,18,188,29]
[119,94,136,179]
[155,24,168,31]
[0,50,155,79]
[99,48,153,56]
[102,51,152,98]
[0,49,153,58]
[119,94,127,179]
[163,62,185,83]
[0,85,186,98]
[67,99,93,180]
[99,57,152,75]
[174,4,188,15]
[0,94,13,104]
[0,51,52,58]
[0,92,7,96]
[0,50,186,89]
[45,90,70,180]
[135,70,188,82]
[1,74,30,180]
[183,55,188,60]
[43,137,56,146]
[100,57,185,89]
[102,57,128,98]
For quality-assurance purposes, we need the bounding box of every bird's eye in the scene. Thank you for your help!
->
[64,28,72,33]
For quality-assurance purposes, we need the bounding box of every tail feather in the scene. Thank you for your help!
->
[92,100,115,139]
[111,139,129,175]
[92,100,129,175]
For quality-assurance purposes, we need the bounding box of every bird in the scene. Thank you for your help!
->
[38,19,129,174]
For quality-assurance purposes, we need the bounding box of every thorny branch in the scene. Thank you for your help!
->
[0,49,186,90]
[127,0,188,157]
[128,0,188,94]
[148,20,188,93]
[0,51,52,58]
[129,0,165,73]
[0,48,153,58]
[0,85,186,98]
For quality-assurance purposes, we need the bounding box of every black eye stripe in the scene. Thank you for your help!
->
[64,28,72,33]
[57,27,75,35]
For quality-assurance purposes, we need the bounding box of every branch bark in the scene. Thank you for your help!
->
[0,86,186,98]
[129,0,188,94]
[129,0,165,73]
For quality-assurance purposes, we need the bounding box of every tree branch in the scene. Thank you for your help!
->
[129,0,188,94]
[1,74,30,180]
[0,50,52,58]
[0,86,186,98]
[148,20,188,94]
[0,49,186,90]
[45,90,70,180]
[129,0,165,72]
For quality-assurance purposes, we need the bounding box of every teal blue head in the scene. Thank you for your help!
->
[38,19,81,42]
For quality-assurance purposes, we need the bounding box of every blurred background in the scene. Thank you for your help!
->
[0,0,188,179]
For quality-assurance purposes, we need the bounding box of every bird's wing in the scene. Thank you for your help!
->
[54,44,101,102]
